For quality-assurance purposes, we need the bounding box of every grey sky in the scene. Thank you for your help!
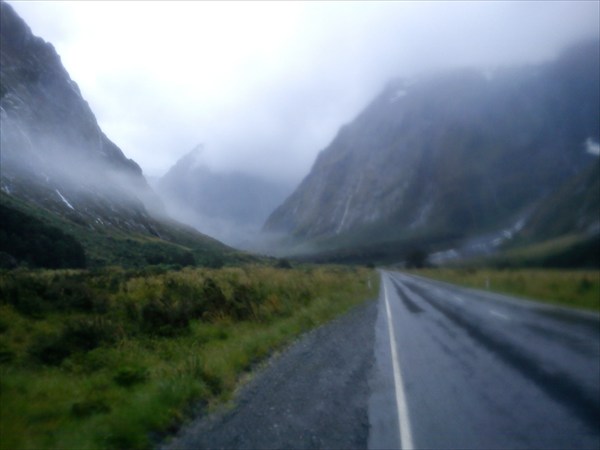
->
[8,1,600,184]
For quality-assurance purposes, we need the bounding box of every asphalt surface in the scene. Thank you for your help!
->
[161,271,600,450]
[376,270,600,450]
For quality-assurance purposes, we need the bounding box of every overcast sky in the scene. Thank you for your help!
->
[8,1,600,184]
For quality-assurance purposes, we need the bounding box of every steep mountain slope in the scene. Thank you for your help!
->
[157,147,291,248]
[489,160,600,269]
[520,161,599,242]
[264,40,600,262]
[0,1,237,268]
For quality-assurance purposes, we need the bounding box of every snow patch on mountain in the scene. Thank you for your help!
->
[585,138,600,156]
[55,189,75,210]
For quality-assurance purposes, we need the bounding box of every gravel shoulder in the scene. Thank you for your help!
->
[161,299,378,450]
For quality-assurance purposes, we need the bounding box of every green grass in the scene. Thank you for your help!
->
[0,264,377,450]
[469,233,600,269]
[408,268,600,311]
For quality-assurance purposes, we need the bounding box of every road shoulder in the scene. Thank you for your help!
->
[161,299,378,450]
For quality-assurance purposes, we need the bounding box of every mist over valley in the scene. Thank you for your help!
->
[2,1,599,268]
[1,3,600,450]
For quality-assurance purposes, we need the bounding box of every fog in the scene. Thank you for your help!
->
[0,108,164,223]
[8,1,599,185]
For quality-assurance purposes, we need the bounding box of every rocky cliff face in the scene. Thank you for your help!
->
[0,1,163,235]
[264,40,599,256]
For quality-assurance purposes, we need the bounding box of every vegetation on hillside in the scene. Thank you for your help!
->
[518,162,599,242]
[461,234,600,270]
[0,193,246,269]
[0,264,376,450]
[0,203,86,269]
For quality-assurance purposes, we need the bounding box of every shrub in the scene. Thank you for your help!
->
[276,258,293,269]
[46,277,109,313]
[229,283,260,321]
[114,366,148,387]
[1,274,48,317]
[28,317,118,365]
[28,331,72,365]
[199,367,224,395]
[0,341,15,363]
[61,316,118,352]
[200,278,227,322]
[141,298,190,336]
[71,397,111,418]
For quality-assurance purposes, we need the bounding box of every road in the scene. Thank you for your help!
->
[161,270,600,449]
[373,270,600,450]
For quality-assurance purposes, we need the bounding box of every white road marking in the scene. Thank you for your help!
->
[489,309,510,321]
[383,276,415,450]
[453,295,465,304]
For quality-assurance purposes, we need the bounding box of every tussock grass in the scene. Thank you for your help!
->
[409,268,599,311]
[0,265,376,450]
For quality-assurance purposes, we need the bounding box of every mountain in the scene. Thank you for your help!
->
[0,1,238,268]
[264,39,600,264]
[493,161,600,268]
[520,161,599,242]
[157,146,292,249]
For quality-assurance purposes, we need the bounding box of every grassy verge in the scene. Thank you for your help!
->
[407,268,599,312]
[467,234,600,269]
[0,265,377,450]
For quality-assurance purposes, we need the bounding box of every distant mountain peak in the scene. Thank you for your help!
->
[189,143,205,160]
[156,149,292,248]
[175,144,206,171]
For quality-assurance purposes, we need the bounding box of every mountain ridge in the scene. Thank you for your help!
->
[264,39,600,264]
[0,1,240,268]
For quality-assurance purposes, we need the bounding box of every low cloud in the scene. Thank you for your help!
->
[9,1,600,185]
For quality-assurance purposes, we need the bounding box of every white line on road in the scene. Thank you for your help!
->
[452,295,465,304]
[383,275,415,450]
[489,309,510,321]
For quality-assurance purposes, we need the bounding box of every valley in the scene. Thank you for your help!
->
[1,2,599,449]
[155,146,292,250]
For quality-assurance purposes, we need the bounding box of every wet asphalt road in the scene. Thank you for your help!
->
[375,271,600,450]
[162,270,600,450]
